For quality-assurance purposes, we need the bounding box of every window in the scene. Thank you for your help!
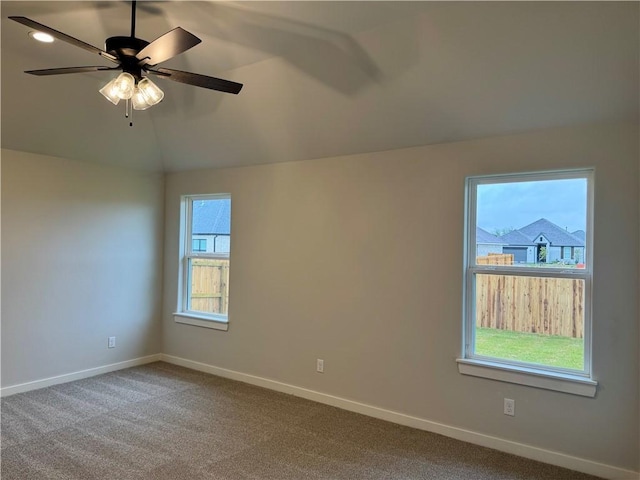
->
[175,194,231,330]
[192,239,207,252]
[458,169,597,396]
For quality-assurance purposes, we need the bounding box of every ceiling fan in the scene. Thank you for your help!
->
[9,1,242,120]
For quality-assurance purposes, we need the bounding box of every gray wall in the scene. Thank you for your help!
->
[1,149,164,386]
[163,123,639,471]
[1,123,637,472]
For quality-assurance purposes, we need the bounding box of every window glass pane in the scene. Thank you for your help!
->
[184,195,231,318]
[191,198,231,254]
[474,273,585,370]
[476,178,587,268]
[192,239,207,252]
[189,258,230,315]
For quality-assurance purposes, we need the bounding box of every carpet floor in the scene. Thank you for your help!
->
[1,362,602,479]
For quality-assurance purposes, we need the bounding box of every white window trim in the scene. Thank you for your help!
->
[456,359,597,397]
[174,193,231,330]
[458,169,596,397]
[173,312,229,331]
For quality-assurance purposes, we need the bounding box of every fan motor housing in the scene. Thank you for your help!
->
[105,36,149,59]
[105,36,150,78]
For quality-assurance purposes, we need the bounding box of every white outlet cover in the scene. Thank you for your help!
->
[504,398,515,416]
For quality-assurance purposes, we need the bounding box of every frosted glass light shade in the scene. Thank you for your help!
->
[112,72,135,100]
[131,87,152,110]
[99,77,121,105]
[138,77,164,106]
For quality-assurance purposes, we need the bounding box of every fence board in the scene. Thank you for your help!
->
[476,253,514,265]
[190,258,229,315]
[475,254,584,338]
[475,274,584,338]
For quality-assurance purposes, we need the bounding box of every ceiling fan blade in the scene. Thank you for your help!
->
[136,27,201,66]
[25,66,120,76]
[9,16,119,64]
[147,68,243,94]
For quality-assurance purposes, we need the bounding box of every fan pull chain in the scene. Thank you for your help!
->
[124,98,133,127]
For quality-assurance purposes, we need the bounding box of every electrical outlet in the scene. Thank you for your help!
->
[504,398,515,416]
[108,336,116,349]
[316,358,324,373]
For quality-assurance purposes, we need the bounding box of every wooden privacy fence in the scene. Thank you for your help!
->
[475,254,584,338]
[476,253,514,265]
[190,258,229,315]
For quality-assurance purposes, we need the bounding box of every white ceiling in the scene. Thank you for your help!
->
[2,1,638,172]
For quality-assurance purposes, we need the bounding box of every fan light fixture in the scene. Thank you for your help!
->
[135,77,164,108]
[131,87,151,110]
[99,73,164,123]
[99,72,136,101]
[11,0,242,128]
[98,77,123,105]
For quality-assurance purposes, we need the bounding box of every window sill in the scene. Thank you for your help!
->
[173,313,228,331]
[456,358,597,397]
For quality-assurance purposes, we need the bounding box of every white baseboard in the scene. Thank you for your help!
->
[161,354,639,480]
[0,354,162,397]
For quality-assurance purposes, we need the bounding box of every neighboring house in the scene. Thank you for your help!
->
[477,218,585,264]
[192,198,231,253]
[476,227,508,257]
[571,229,586,242]
[499,230,537,264]
[516,218,585,264]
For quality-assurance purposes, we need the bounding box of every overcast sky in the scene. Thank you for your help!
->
[476,178,587,234]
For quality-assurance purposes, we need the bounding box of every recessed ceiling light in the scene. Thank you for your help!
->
[29,31,54,43]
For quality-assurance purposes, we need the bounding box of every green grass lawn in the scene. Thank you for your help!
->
[475,327,584,370]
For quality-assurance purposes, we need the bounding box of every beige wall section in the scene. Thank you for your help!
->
[163,123,639,471]
[1,149,164,387]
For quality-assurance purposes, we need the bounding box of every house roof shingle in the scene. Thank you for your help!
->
[512,218,584,247]
[476,227,508,245]
[571,230,586,242]
[499,230,535,246]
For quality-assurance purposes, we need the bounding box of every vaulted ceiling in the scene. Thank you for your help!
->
[2,1,638,172]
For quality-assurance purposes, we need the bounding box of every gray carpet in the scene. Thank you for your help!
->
[1,362,601,479]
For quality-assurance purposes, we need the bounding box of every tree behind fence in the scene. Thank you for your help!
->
[475,254,584,338]
[190,259,229,315]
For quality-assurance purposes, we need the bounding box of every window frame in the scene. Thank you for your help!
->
[458,169,597,397]
[174,193,231,331]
